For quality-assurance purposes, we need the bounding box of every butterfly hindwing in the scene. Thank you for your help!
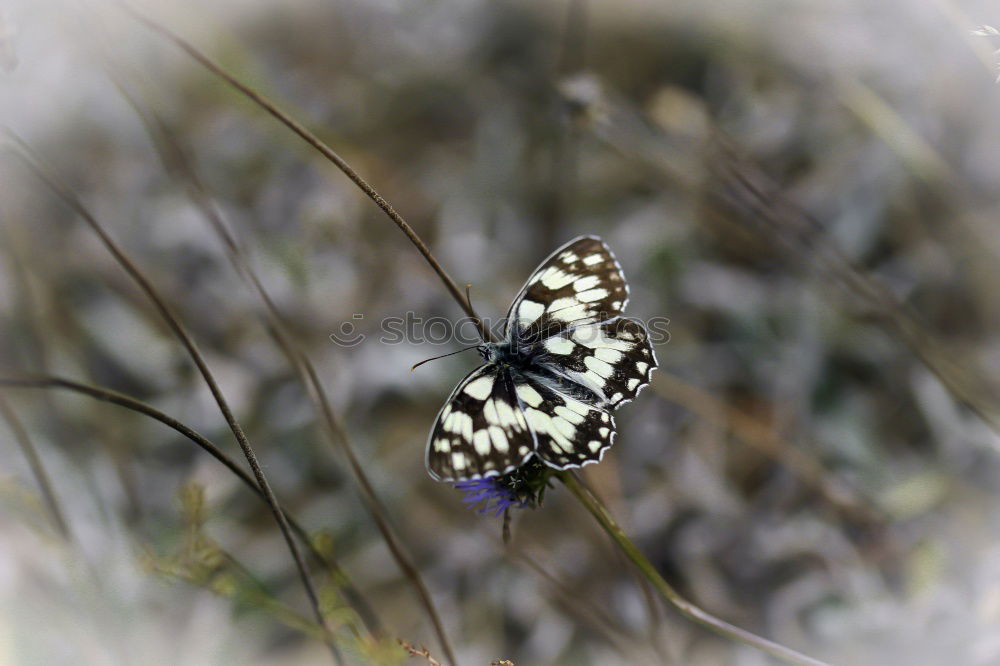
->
[426,364,536,482]
[505,236,629,343]
[426,235,657,483]
[537,318,657,408]
[512,372,616,469]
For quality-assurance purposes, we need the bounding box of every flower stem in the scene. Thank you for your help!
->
[558,472,831,666]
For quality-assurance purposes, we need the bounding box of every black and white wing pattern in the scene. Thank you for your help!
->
[537,318,656,408]
[505,236,628,343]
[426,364,535,482]
[426,235,658,482]
[511,373,616,469]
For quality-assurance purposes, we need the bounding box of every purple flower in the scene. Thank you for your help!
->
[454,478,527,517]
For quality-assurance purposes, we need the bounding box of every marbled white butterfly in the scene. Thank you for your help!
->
[426,236,657,482]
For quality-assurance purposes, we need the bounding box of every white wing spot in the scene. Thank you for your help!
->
[560,251,579,262]
[488,426,509,453]
[598,427,609,437]
[594,347,623,364]
[525,408,551,431]
[473,429,491,456]
[545,337,575,355]
[452,452,467,470]
[526,409,572,452]
[483,399,499,425]
[554,418,576,440]
[582,254,604,265]
[450,413,473,442]
[610,392,623,403]
[518,446,530,455]
[539,267,577,290]
[435,438,451,453]
[554,404,586,425]
[584,355,614,379]
[517,299,546,325]
[463,374,495,400]
[572,275,600,292]
[577,288,608,303]
[553,303,590,322]
[627,378,640,391]
[572,329,634,351]
[547,296,578,312]
[495,399,520,427]
[635,362,649,374]
[588,440,602,452]
[517,384,544,407]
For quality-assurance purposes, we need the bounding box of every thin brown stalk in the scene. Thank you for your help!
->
[108,79,459,653]
[117,10,833,666]
[103,28,460,660]
[559,472,831,666]
[576,467,673,661]
[0,392,71,540]
[299,358,457,663]
[3,135,338,662]
[0,374,376,638]
[565,79,1000,434]
[397,639,443,666]
[122,3,488,346]
[707,135,1000,434]
[510,549,637,655]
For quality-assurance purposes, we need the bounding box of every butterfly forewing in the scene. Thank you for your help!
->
[426,235,657,483]
[538,318,657,407]
[426,364,536,481]
[513,373,616,469]
[505,236,629,343]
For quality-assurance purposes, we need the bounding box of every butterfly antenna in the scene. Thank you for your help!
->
[410,345,480,372]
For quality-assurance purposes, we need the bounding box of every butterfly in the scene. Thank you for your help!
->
[426,235,658,482]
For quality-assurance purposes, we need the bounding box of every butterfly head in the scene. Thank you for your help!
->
[477,341,525,366]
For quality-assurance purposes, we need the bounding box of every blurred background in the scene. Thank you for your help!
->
[2,0,1000,664]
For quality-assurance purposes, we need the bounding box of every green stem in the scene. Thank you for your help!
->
[558,473,831,666]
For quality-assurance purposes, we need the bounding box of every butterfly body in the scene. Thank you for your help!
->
[426,236,658,482]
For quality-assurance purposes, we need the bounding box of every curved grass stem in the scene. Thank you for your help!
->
[3,135,339,664]
[0,374,375,643]
[0,392,71,541]
[121,2,488,348]
[558,472,831,666]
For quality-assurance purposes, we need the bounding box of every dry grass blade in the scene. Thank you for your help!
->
[121,2,488,346]
[0,392,71,540]
[114,9,486,662]
[0,374,375,641]
[509,549,638,655]
[559,472,831,666]
[115,9,832,665]
[705,133,1000,434]
[564,77,1000,435]
[105,75,466,651]
[2,133,340,663]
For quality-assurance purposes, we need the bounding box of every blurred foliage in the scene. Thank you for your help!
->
[3,0,1000,664]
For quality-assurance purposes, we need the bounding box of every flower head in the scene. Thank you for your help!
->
[453,458,552,518]
[454,478,527,517]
